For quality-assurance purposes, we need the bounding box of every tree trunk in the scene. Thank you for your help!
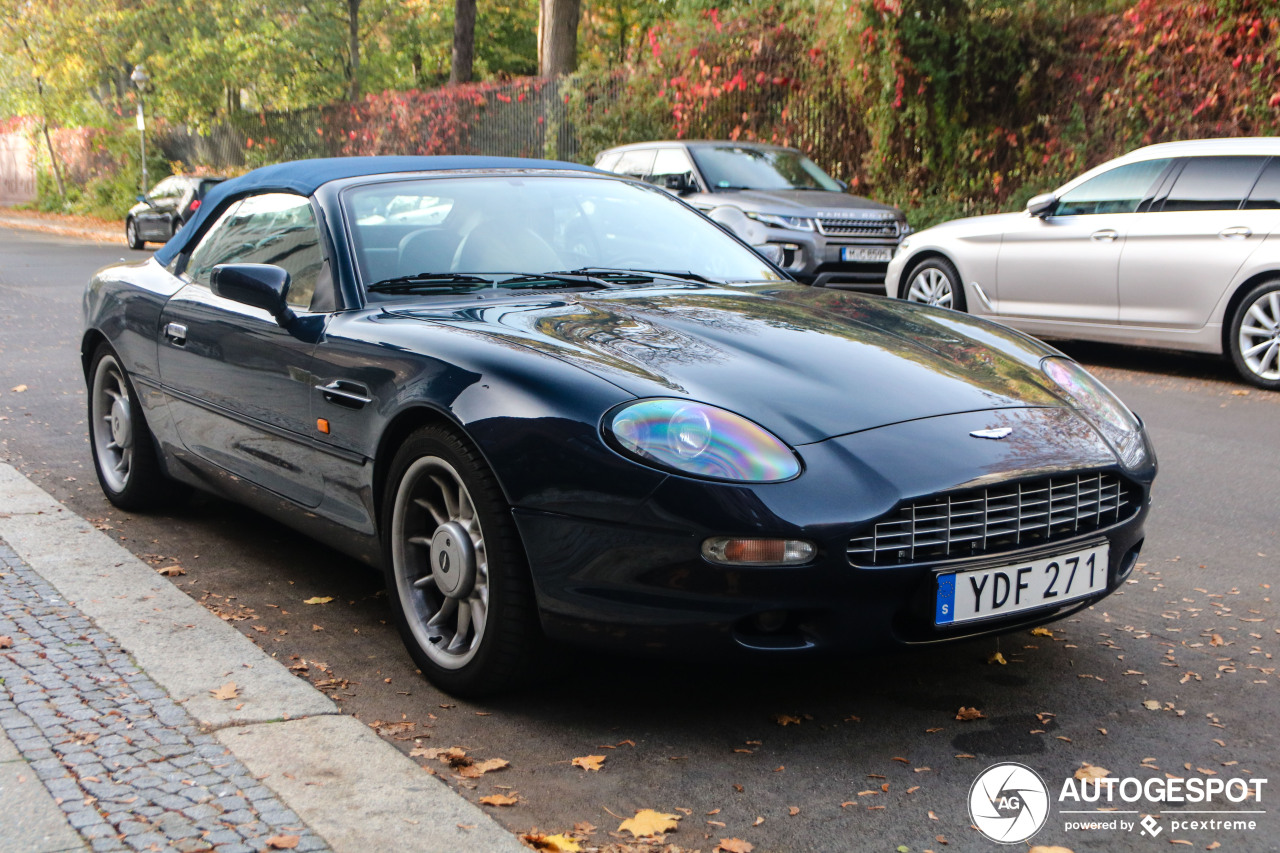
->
[538,0,580,77]
[450,0,476,84]
[347,0,362,100]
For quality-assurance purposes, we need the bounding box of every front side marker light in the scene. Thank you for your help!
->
[702,537,816,566]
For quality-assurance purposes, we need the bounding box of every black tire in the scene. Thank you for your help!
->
[1227,279,1280,391]
[901,256,967,312]
[87,343,170,509]
[381,426,540,697]
[125,218,145,250]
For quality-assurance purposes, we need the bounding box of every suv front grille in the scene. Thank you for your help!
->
[817,217,900,238]
[847,473,1137,567]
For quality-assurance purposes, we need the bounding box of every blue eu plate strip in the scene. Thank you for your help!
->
[936,574,956,625]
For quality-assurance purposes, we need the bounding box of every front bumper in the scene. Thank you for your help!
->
[513,407,1156,657]
[760,228,900,293]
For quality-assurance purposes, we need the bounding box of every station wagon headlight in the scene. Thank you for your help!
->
[1041,357,1148,467]
[745,212,815,231]
[604,399,801,482]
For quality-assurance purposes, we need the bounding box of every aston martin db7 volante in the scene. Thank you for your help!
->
[83,156,1156,696]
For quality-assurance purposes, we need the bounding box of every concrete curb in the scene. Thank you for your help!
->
[0,214,122,245]
[0,463,525,853]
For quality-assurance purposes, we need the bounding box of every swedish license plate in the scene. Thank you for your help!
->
[935,543,1109,626]
[841,246,894,262]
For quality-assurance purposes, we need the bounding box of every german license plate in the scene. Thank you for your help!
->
[841,246,894,262]
[935,543,1109,626]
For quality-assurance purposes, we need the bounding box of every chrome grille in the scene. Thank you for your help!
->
[817,217,900,238]
[847,473,1136,567]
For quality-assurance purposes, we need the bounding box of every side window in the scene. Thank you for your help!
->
[1160,156,1267,212]
[649,148,697,189]
[1055,159,1172,216]
[594,152,622,173]
[612,149,656,180]
[1243,159,1280,210]
[184,193,326,311]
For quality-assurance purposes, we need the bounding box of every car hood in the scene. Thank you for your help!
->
[912,210,1028,240]
[391,283,1066,445]
[700,189,903,219]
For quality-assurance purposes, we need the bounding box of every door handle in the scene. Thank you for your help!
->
[1090,229,1119,243]
[164,322,187,345]
[316,380,373,409]
[1219,226,1253,239]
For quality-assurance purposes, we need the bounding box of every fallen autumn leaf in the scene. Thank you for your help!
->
[618,809,680,838]
[571,755,605,772]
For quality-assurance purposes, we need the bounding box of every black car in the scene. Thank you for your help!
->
[83,156,1156,697]
[126,174,226,250]
[595,141,908,291]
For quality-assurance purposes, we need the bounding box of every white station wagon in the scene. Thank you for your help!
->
[886,138,1280,389]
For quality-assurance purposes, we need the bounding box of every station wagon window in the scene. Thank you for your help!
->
[612,149,656,179]
[1054,159,1172,216]
[1243,158,1280,209]
[185,193,326,310]
[1160,156,1267,212]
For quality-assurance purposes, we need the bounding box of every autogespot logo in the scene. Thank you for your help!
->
[969,762,1051,843]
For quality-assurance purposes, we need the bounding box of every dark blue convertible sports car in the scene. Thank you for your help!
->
[83,156,1156,696]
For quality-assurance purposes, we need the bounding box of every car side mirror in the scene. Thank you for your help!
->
[1026,192,1057,219]
[136,193,152,206]
[211,263,296,326]
[835,179,849,192]
[663,173,694,195]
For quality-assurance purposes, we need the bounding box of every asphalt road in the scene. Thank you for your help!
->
[2,225,1277,852]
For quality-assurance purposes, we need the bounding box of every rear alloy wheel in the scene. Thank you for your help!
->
[383,427,538,697]
[1228,280,1280,390]
[125,218,144,251]
[88,344,168,509]
[903,257,966,312]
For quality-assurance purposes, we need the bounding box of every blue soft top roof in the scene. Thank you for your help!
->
[154,155,599,265]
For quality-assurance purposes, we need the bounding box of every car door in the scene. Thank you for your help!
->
[156,192,330,506]
[1119,155,1277,328]
[995,158,1173,324]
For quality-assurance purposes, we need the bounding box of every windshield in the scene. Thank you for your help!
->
[690,146,843,192]
[343,175,781,298]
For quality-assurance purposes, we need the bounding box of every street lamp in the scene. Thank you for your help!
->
[130,64,150,196]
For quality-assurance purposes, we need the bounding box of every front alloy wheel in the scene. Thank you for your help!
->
[1229,280,1280,390]
[903,257,966,312]
[88,344,167,509]
[384,427,538,696]
[126,218,144,250]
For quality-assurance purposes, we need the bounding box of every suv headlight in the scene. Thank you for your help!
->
[744,212,815,231]
[1041,357,1148,467]
[604,399,801,482]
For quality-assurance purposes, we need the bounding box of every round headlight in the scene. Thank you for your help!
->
[1042,357,1147,467]
[603,399,801,482]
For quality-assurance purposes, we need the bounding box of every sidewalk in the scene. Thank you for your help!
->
[0,208,123,245]
[0,463,525,853]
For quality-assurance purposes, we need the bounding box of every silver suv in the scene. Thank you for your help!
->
[595,141,908,291]
[886,138,1280,389]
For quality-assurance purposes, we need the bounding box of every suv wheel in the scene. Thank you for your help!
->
[1228,279,1280,390]
[125,218,145,251]
[903,257,966,312]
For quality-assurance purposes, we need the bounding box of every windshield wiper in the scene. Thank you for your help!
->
[557,267,717,285]
[367,272,490,294]
[495,272,615,290]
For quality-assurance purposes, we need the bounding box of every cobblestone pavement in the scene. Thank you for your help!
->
[0,539,332,853]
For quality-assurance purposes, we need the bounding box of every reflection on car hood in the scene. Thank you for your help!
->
[696,188,902,218]
[392,283,1066,444]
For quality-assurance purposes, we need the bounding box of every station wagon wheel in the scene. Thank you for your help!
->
[88,343,168,509]
[125,218,144,251]
[384,426,539,696]
[1228,279,1280,390]
[903,257,966,312]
